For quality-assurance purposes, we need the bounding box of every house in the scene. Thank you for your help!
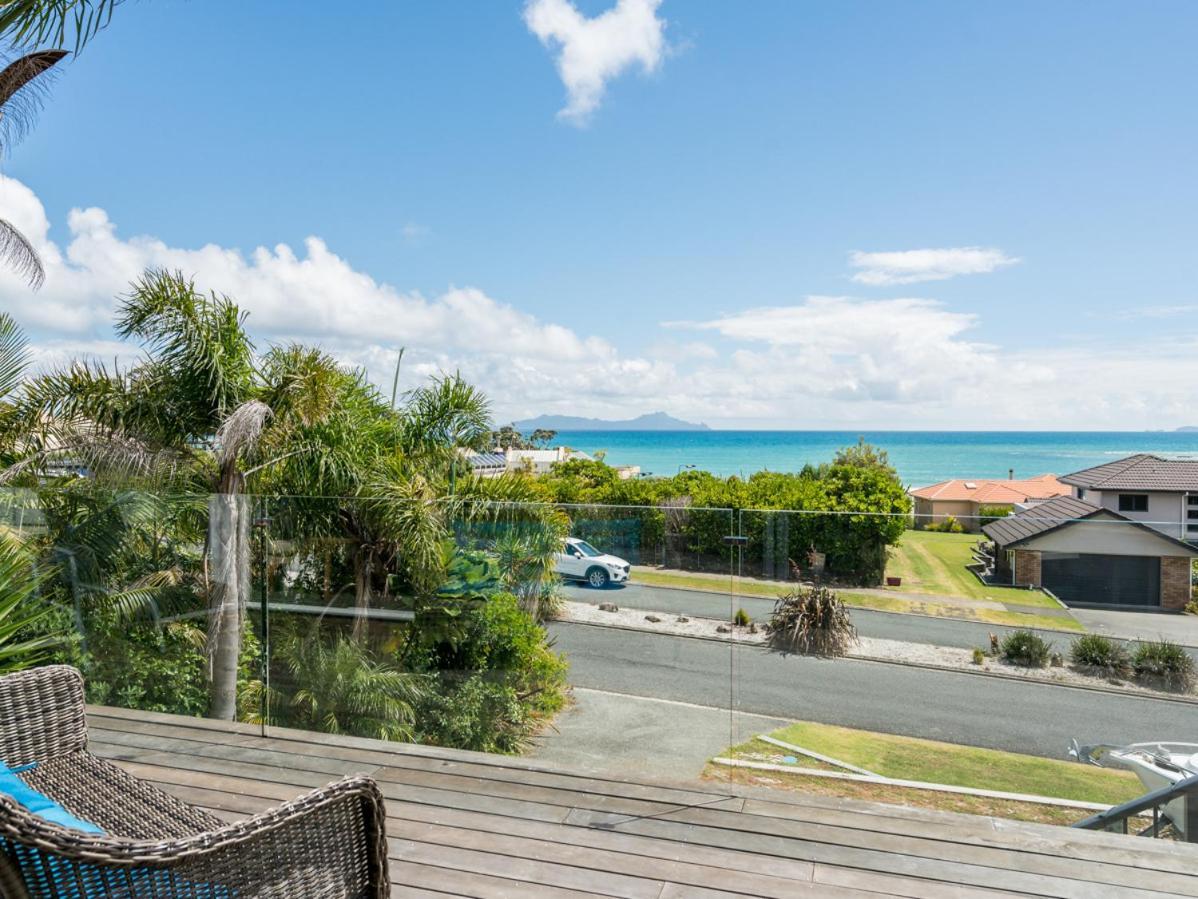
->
[462,451,507,478]
[983,495,1198,609]
[1059,453,1198,542]
[909,473,1069,532]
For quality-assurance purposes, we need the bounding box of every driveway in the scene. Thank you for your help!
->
[1071,606,1198,647]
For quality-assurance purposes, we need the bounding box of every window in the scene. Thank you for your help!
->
[1076,488,1086,500]
[1118,494,1148,512]
[1189,494,1198,506]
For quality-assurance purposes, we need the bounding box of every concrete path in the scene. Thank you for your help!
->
[547,619,1198,760]
[528,687,789,780]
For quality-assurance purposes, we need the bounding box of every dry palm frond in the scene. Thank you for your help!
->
[0,49,66,156]
[215,399,272,468]
[767,574,857,658]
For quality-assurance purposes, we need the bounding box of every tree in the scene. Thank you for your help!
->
[11,270,344,718]
[528,428,556,448]
[833,436,897,479]
[0,529,66,674]
[0,49,67,288]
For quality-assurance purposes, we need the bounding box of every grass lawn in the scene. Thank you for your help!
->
[885,530,1060,608]
[708,720,1142,826]
[631,566,1085,632]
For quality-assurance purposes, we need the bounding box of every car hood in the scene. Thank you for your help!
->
[590,554,629,568]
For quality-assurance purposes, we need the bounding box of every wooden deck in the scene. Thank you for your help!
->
[87,705,1198,899]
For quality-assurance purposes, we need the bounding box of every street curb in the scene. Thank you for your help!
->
[552,617,1198,708]
[625,573,1089,635]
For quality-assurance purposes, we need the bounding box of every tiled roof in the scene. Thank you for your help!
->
[909,474,1069,504]
[981,495,1105,546]
[1060,454,1198,491]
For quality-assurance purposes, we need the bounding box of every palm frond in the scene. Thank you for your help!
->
[0,216,43,289]
[399,372,492,458]
[0,528,65,673]
[0,0,122,53]
[0,311,30,400]
[0,49,65,155]
[214,399,272,469]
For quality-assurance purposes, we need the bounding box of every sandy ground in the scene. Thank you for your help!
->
[559,600,1195,700]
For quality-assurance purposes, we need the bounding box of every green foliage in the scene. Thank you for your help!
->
[833,437,896,478]
[1070,634,1131,678]
[767,583,857,657]
[1131,640,1195,691]
[971,647,985,665]
[263,628,427,741]
[534,444,911,584]
[411,592,568,753]
[977,505,1012,526]
[925,515,965,533]
[0,0,122,52]
[1000,630,1052,668]
[732,607,751,627]
[0,530,66,673]
[83,622,209,715]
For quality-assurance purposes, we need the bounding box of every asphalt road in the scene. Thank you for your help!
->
[546,618,1198,760]
[562,581,1198,660]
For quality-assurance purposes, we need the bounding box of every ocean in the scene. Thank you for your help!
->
[549,431,1198,486]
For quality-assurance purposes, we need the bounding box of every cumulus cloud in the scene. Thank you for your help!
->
[523,0,666,125]
[4,174,1196,431]
[850,247,1019,285]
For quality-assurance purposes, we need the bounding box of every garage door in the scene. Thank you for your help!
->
[1040,552,1160,607]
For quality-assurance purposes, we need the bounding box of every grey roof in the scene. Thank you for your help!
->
[1060,453,1198,491]
[466,452,506,469]
[982,495,1104,547]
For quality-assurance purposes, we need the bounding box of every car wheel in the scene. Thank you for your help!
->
[587,567,610,589]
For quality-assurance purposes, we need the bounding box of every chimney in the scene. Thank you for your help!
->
[1008,469,1014,480]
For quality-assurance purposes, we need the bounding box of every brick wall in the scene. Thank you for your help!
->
[1012,550,1041,587]
[1160,556,1192,611]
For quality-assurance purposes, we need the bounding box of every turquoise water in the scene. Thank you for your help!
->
[551,431,1198,485]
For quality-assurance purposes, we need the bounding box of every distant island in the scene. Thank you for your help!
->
[511,411,710,432]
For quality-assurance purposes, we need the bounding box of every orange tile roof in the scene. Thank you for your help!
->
[909,474,1070,504]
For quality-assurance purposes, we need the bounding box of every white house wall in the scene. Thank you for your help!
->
[1017,514,1198,557]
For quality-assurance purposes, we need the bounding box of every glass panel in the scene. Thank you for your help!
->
[729,504,1198,834]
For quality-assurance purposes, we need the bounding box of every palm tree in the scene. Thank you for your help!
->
[0,0,120,52]
[11,269,344,718]
[0,528,66,674]
[0,49,65,288]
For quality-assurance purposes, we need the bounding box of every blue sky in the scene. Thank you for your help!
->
[5,0,1198,428]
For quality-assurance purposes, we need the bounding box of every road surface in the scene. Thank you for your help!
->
[546,618,1198,760]
[562,581,1198,660]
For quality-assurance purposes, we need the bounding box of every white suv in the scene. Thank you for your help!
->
[555,538,631,588]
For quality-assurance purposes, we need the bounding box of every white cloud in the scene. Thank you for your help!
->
[523,0,666,125]
[5,174,1198,431]
[850,247,1019,285]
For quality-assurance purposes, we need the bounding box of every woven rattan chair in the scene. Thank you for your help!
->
[0,665,389,898]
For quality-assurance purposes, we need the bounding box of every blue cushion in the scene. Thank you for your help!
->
[0,759,235,897]
[0,761,103,834]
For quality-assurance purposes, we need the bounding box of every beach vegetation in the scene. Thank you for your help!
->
[1131,640,1194,691]
[1000,630,1052,668]
[1069,634,1131,678]
[767,582,856,657]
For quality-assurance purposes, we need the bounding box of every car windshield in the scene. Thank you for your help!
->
[571,541,602,557]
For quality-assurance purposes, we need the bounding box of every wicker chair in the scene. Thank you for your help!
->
[0,665,389,898]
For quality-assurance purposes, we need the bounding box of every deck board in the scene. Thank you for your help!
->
[86,706,1198,898]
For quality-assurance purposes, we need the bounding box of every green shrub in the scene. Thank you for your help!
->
[971,647,985,665]
[1001,630,1052,668]
[767,584,856,657]
[733,608,751,627]
[1070,634,1131,677]
[411,592,568,752]
[1185,599,1198,616]
[1132,640,1195,692]
[925,516,965,533]
[977,504,1012,526]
